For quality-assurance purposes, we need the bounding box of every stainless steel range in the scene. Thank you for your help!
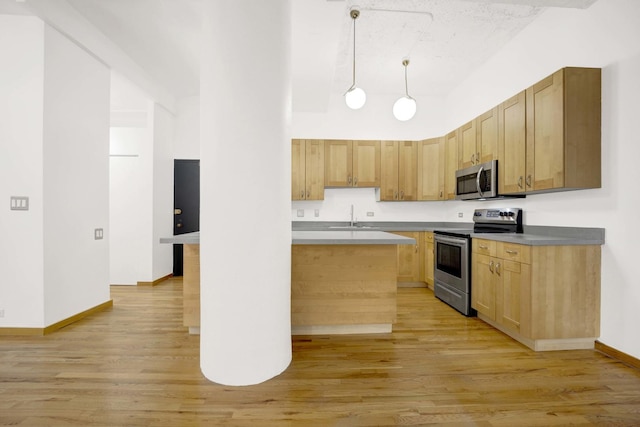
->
[433,208,523,316]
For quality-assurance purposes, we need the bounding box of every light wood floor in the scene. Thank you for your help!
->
[1,278,639,426]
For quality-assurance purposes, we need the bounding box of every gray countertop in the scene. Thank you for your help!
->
[159,230,416,245]
[160,222,605,247]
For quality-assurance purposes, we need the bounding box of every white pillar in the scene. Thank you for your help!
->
[199,0,292,385]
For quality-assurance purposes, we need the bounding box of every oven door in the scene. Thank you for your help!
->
[434,234,469,293]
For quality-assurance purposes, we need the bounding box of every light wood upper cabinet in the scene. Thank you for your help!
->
[458,120,477,169]
[352,140,381,187]
[417,138,444,201]
[477,106,499,164]
[525,67,601,193]
[498,91,527,195]
[324,140,380,188]
[459,107,498,170]
[379,141,417,201]
[444,130,458,200]
[291,139,324,200]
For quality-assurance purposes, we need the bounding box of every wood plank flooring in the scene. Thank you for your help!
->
[1,277,639,426]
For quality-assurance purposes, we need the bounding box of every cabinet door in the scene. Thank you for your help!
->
[477,107,498,164]
[291,139,306,200]
[352,140,380,187]
[417,138,444,201]
[398,141,418,201]
[394,231,422,283]
[424,232,434,288]
[496,260,530,334]
[458,120,477,169]
[305,139,325,200]
[380,141,399,200]
[498,91,527,195]
[472,253,497,321]
[526,69,565,192]
[324,140,352,187]
[444,130,458,200]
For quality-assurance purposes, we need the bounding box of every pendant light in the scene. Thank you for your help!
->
[344,9,366,110]
[393,59,417,121]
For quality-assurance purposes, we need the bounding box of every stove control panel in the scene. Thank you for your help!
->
[473,208,522,224]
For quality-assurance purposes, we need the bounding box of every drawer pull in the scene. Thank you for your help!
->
[505,249,519,255]
[489,260,494,273]
[479,245,489,250]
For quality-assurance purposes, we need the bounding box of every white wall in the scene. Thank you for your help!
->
[41,24,111,325]
[174,96,200,160]
[293,92,447,141]
[109,125,152,285]
[150,103,174,281]
[109,99,174,285]
[0,16,46,327]
[0,16,111,327]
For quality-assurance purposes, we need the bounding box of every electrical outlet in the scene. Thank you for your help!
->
[0,309,4,318]
[458,212,464,218]
[297,209,304,217]
[10,196,29,211]
[366,212,374,217]
[314,209,320,217]
[94,228,104,240]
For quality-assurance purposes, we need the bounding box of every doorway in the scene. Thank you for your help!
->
[173,159,200,276]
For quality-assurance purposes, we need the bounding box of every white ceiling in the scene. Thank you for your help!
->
[0,0,598,112]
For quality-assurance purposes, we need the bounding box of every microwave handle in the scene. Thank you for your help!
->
[476,166,485,198]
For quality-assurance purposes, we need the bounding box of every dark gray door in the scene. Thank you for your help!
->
[173,159,200,276]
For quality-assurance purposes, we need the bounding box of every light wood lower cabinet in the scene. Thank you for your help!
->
[391,231,424,285]
[424,232,434,289]
[472,238,600,351]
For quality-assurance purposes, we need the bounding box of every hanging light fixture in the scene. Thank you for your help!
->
[344,9,366,110]
[393,59,417,121]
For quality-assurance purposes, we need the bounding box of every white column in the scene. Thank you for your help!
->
[199,0,292,385]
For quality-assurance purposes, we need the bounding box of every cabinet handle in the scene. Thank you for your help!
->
[306,190,310,198]
[505,249,519,255]
[348,175,352,185]
[439,190,443,198]
[394,191,399,200]
[353,176,358,186]
[489,260,494,273]
[471,153,475,164]
[479,244,489,250]
[495,262,501,275]
[400,190,405,200]
[526,174,532,188]
[300,190,305,199]
[415,244,419,253]
[518,176,523,189]
[477,152,480,164]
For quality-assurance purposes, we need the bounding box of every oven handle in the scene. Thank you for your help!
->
[435,234,468,247]
[476,166,485,198]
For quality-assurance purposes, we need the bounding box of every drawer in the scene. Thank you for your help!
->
[473,239,496,256]
[497,242,531,264]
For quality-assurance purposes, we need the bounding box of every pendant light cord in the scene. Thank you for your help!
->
[403,59,413,100]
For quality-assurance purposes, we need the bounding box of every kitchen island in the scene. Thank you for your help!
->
[161,230,415,335]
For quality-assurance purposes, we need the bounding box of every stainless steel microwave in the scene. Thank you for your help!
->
[455,159,498,200]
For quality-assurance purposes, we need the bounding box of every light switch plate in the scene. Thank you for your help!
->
[297,209,304,217]
[10,196,29,211]
[94,228,104,240]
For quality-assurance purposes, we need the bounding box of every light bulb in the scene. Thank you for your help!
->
[345,87,366,110]
[393,96,417,121]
